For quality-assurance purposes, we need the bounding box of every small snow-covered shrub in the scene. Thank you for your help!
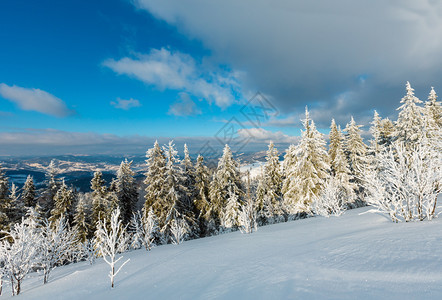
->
[364,141,441,222]
[312,177,346,217]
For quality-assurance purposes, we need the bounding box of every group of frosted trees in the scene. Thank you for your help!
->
[0,81,440,295]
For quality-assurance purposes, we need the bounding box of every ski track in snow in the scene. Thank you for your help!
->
[3,206,442,299]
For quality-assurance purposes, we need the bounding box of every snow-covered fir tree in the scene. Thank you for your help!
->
[209,144,243,230]
[22,175,36,208]
[282,108,329,215]
[262,142,284,222]
[0,165,11,231]
[254,169,267,225]
[238,172,257,233]
[143,207,159,249]
[329,121,356,205]
[73,193,91,243]
[424,87,441,128]
[115,159,138,226]
[282,144,296,177]
[424,87,442,146]
[369,111,382,156]
[182,144,196,203]
[90,171,110,230]
[395,81,425,146]
[131,208,159,250]
[221,187,241,231]
[161,141,196,241]
[379,117,395,147]
[49,179,75,226]
[8,183,25,224]
[142,141,166,220]
[42,160,59,218]
[343,116,368,194]
[193,154,215,236]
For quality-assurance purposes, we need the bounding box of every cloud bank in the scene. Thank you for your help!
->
[134,0,442,126]
[0,128,297,156]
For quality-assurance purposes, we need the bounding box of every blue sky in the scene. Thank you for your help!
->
[1,0,441,156]
[0,0,231,136]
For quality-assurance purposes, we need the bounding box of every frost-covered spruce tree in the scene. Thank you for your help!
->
[238,197,258,234]
[282,144,296,178]
[209,144,243,229]
[254,169,267,225]
[0,165,11,231]
[49,179,75,226]
[143,207,159,250]
[161,141,196,241]
[131,208,159,250]
[395,81,425,146]
[142,141,166,220]
[329,120,345,175]
[262,142,284,222]
[329,122,356,205]
[73,193,91,243]
[343,116,368,195]
[115,159,138,226]
[193,154,215,236]
[42,160,59,218]
[424,87,442,148]
[8,183,25,224]
[22,175,36,208]
[238,173,257,234]
[282,108,329,215]
[379,118,395,147]
[369,111,382,156]
[221,187,241,231]
[424,87,441,129]
[91,171,109,230]
[182,144,196,203]
[94,208,130,288]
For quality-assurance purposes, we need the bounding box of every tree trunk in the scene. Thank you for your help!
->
[44,268,49,284]
[16,280,20,295]
[111,265,114,288]
[10,277,14,296]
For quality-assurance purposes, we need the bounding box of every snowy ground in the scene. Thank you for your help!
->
[5,207,442,299]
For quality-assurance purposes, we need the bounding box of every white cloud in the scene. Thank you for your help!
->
[103,48,242,109]
[0,83,74,117]
[110,98,142,110]
[168,93,202,116]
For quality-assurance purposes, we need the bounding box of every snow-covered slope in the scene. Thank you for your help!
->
[5,207,442,299]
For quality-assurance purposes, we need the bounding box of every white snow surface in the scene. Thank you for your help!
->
[5,207,442,299]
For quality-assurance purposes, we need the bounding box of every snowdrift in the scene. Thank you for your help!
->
[4,207,442,299]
